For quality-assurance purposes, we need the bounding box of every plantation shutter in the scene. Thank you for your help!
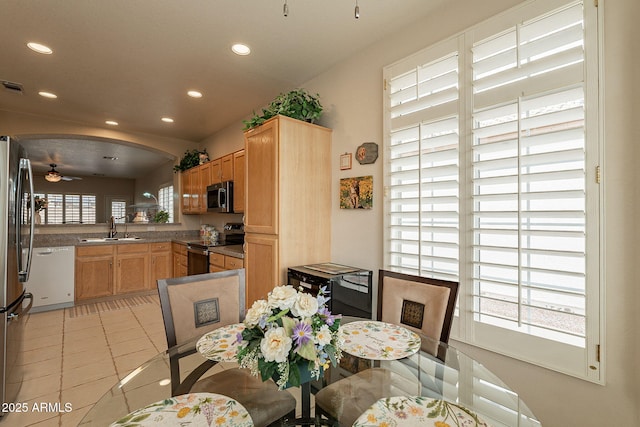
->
[385,38,460,281]
[384,0,600,381]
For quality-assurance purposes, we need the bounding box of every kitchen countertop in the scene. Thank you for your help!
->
[33,233,244,258]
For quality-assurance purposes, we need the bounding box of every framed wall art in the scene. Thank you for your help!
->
[340,152,352,170]
[340,176,373,209]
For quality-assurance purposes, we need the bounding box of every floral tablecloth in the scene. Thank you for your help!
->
[110,392,253,426]
[196,323,245,362]
[353,396,491,427]
[341,321,421,360]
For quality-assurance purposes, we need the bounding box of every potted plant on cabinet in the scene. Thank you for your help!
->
[243,89,323,131]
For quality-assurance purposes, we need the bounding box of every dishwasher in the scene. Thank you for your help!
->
[25,246,75,312]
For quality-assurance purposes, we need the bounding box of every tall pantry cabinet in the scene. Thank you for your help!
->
[244,115,331,307]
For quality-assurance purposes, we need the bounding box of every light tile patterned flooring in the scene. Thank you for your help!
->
[4,299,167,426]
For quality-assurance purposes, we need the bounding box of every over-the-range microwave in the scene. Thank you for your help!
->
[207,181,234,213]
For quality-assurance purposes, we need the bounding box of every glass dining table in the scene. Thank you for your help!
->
[80,317,541,426]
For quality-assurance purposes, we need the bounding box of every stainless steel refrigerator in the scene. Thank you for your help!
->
[0,136,34,411]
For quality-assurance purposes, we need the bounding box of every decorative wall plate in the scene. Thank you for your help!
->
[355,142,378,164]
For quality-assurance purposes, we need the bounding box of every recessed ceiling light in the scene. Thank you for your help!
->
[231,43,251,56]
[161,117,174,123]
[27,42,53,54]
[105,120,119,126]
[38,91,57,99]
[187,90,203,98]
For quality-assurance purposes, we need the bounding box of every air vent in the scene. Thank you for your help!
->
[2,80,24,94]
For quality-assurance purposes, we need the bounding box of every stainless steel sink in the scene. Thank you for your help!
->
[80,237,143,242]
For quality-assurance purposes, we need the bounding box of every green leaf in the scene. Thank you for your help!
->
[281,315,295,336]
[297,340,316,361]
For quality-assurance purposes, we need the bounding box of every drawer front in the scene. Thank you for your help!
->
[116,243,149,254]
[76,245,114,257]
[209,252,225,268]
[150,242,171,252]
[172,242,187,255]
[224,256,244,270]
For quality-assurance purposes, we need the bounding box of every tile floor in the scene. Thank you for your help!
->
[4,298,168,426]
[5,298,308,427]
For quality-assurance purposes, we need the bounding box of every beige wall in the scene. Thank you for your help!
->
[300,0,638,425]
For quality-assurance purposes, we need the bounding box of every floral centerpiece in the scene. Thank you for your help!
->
[237,285,342,389]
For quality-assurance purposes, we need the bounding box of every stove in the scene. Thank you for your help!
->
[186,223,244,275]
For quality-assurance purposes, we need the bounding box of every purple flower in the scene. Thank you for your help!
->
[236,332,243,344]
[292,321,313,349]
[318,307,341,326]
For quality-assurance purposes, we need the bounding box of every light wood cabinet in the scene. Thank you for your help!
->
[181,170,191,214]
[181,153,236,215]
[209,154,233,185]
[150,242,172,285]
[209,251,244,273]
[75,245,114,301]
[233,149,245,213]
[115,244,149,294]
[172,242,187,277]
[244,115,331,306]
[75,242,173,301]
[188,167,201,213]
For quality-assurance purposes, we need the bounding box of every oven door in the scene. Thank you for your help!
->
[187,246,209,275]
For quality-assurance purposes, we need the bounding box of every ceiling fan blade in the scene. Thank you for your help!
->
[61,176,83,181]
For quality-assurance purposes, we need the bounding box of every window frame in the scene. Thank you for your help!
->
[383,0,603,383]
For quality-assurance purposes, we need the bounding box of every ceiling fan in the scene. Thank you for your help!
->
[44,164,83,182]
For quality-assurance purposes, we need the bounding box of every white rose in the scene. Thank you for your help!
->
[291,292,319,318]
[260,327,293,363]
[268,285,298,311]
[244,299,270,327]
[315,324,332,346]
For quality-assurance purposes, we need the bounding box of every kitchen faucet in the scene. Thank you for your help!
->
[108,216,117,238]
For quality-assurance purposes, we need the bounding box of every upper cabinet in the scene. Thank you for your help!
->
[233,150,245,214]
[180,150,244,215]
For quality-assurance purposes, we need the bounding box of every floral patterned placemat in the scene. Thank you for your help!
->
[110,392,253,427]
[340,321,420,360]
[196,323,245,362]
[353,396,491,427]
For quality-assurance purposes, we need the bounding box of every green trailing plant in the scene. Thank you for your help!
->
[174,149,208,172]
[153,210,169,223]
[243,89,323,131]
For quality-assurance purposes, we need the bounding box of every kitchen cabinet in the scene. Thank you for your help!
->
[181,170,191,214]
[188,167,201,213]
[197,162,213,214]
[75,241,172,301]
[115,244,150,294]
[233,149,245,213]
[150,242,172,285]
[210,154,234,185]
[181,153,234,215]
[75,245,114,301]
[172,242,187,277]
[209,251,244,273]
[244,115,331,306]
